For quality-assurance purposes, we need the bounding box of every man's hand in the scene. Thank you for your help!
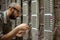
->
[16,23,29,30]
[16,30,26,37]
[16,23,29,37]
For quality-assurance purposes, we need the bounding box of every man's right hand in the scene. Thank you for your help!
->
[16,23,29,30]
[16,23,30,37]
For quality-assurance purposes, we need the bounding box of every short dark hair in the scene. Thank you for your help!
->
[8,3,20,9]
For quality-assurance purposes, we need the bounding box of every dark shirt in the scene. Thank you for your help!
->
[0,11,12,39]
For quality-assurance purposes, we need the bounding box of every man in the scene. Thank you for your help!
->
[0,3,29,40]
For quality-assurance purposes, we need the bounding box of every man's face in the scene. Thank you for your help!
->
[9,7,21,20]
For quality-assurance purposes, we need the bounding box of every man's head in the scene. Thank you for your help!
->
[7,3,21,20]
